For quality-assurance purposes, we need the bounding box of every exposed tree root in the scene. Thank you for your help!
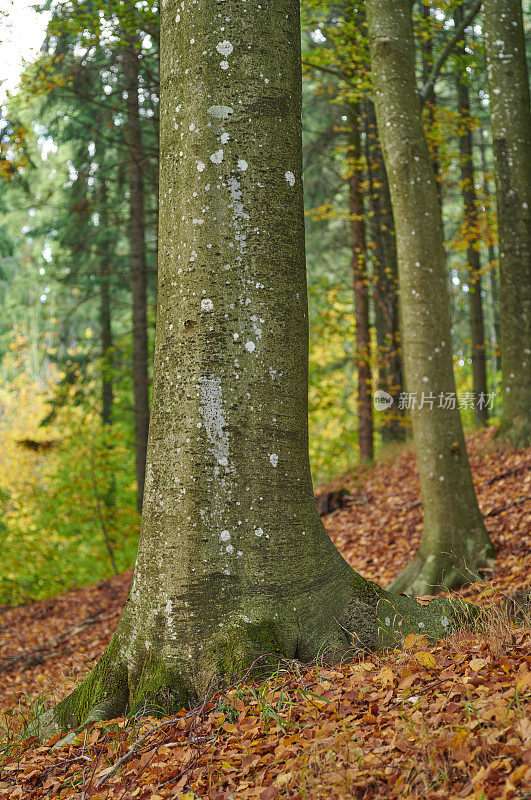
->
[389,538,495,596]
[30,573,478,743]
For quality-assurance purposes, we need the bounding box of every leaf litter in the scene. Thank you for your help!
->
[0,429,529,799]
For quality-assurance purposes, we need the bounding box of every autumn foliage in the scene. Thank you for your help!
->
[1,430,529,799]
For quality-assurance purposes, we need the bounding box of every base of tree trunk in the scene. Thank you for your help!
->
[388,537,494,596]
[31,566,478,743]
[495,414,530,449]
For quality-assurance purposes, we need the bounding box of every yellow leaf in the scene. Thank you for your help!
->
[379,666,394,687]
[415,652,436,668]
[404,633,417,650]
[221,722,237,733]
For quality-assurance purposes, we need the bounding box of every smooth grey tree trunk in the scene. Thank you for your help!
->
[35,0,476,741]
[367,0,494,595]
[484,0,531,447]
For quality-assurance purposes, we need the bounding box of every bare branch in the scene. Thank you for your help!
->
[419,1,482,106]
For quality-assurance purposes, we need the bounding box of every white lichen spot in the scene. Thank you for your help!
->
[220,60,229,70]
[233,333,239,340]
[197,160,206,172]
[216,40,233,56]
[285,171,295,186]
[210,149,224,164]
[385,617,391,626]
[189,122,196,131]
[199,376,229,466]
[226,544,234,554]
[207,105,233,120]
[237,159,248,171]
[254,527,264,537]
[245,341,255,352]
[220,530,231,542]
[220,132,230,144]
[227,176,250,222]
[418,622,425,628]
[441,616,450,628]
[201,298,214,312]
[269,453,278,467]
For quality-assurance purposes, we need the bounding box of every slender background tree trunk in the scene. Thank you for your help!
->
[484,0,531,447]
[364,101,404,442]
[453,5,488,425]
[98,174,113,427]
[124,39,150,511]
[367,0,494,595]
[419,0,442,207]
[348,107,374,461]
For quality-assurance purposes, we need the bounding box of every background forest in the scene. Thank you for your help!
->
[0,0,528,606]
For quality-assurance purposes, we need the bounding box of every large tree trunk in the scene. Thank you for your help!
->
[348,107,374,462]
[453,5,488,426]
[367,0,494,595]
[484,0,531,447]
[123,39,150,512]
[36,0,476,741]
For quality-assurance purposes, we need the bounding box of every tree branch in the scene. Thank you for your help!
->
[301,59,350,82]
[419,1,482,106]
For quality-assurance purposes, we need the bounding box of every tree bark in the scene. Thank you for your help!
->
[123,39,150,512]
[484,0,531,447]
[367,0,494,595]
[363,101,405,442]
[34,0,478,741]
[348,107,374,461]
[453,5,488,426]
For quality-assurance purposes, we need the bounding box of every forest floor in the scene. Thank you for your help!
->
[0,428,530,799]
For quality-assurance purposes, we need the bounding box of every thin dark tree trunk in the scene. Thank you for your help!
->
[124,39,150,513]
[363,101,404,442]
[99,175,113,426]
[348,107,373,461]
[453,5,488,425]
[419,0,442,207]
[477,105,501,375]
